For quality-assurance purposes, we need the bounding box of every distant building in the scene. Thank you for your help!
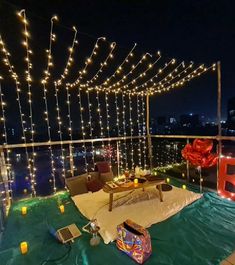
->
[180,114,200,127]
[227,97,235,130]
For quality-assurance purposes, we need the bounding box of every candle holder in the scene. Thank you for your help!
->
[21,206,27,215]
[134,178,138,187]
[20,241,28,254]
[59,205,65,214]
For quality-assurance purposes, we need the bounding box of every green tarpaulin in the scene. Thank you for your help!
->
[0,183,234,265]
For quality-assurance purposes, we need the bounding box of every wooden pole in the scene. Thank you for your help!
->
[146,93,153,170]
[186,138,190,182]
[217,61,222,192]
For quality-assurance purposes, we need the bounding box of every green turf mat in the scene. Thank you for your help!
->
[0,187,234,265]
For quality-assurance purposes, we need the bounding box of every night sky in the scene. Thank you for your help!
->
[0,0,235,121]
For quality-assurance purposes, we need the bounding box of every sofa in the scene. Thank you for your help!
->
[65,162,114,196]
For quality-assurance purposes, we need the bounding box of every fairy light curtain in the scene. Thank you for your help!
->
[0,10,215,196]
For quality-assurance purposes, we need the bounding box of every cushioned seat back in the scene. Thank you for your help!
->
[65,173,88,196]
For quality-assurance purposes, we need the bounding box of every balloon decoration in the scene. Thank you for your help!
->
[182,139,218,192]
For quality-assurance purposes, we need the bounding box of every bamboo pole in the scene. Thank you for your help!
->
[146,93,153,170]
[186,138,190,181]
[217,61,222,192]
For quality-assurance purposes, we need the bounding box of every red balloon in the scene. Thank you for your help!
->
[192,139,213,155]
[181,139,218,168]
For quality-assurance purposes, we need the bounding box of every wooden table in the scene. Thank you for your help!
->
[103,178,166,211]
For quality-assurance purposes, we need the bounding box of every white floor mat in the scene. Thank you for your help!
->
[72,186,202,244]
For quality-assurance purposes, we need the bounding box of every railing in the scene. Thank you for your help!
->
[0,134,235,230]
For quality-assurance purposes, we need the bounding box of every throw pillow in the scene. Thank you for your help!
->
[96,161,110,173]
[66,174,88,196]
[100,171,114,184]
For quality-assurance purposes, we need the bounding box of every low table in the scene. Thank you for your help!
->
[103,178,166,211]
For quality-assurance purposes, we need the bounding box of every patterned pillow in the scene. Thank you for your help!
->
[86,179,103,192]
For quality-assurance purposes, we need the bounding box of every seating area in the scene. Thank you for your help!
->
[65,162,114,195]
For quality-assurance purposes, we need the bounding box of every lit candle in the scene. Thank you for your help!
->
[21,207,27,215]
[182,184,186,190]
[59,205,65,213]
[20,241,28,254]
[134,178,138,186]
[166,178,170,183]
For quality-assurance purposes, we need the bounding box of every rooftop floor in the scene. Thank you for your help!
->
[0,179,234,265]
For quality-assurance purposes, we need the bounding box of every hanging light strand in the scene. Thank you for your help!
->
[121,92,128,169]
[136,94,142,168]
[77,86,88,173]
[0,35,34,195]
[96,90,105,149]
[105,91,112,167]
[108,52,161,93]
[128,58,177,94]
[56,26,78,177]
[0,76,13,199]
[115,91,123,173]
[128,92,134,170]
[141,94,147,169]
[70,37,106,87]
[41,15,58,193]
[94,43,137,90]
[81,42,116,88]
[150,63,216,95]
[57,26,77,86]
[104,52,153,92]
[86,90,95,170]
[54,82,66,180]
[66,85,74,175]
[18,9,37,196]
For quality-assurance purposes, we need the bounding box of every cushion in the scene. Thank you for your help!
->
[100,171,114,184]
[88,171,100,180]
[66,173,88,196]
[96,162,110,173]
[86,179,103,193]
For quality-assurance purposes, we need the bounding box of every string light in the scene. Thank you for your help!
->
[0,76,13,200]
[56,26,78,177]
[102,52,154,93]
[0,35,33,196]
[121,92,128,169]
[77,86,88,173]
[106,52,162,93]
[104,91,112,167]
[128,92,134,170]
[54,82,66,180]
[81,42,116,88]
[86,89,95,170]
[141,94,147,169]
[115,91,123,173]
[92,43,137,90]
[56,26,77,86]
[18,10,36,196]
[70,37,106,87]
[96,90,105,149]
[128,58,177,94]
[136,94,142,168]
[149,64,216,95]
[41,16,58,193]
